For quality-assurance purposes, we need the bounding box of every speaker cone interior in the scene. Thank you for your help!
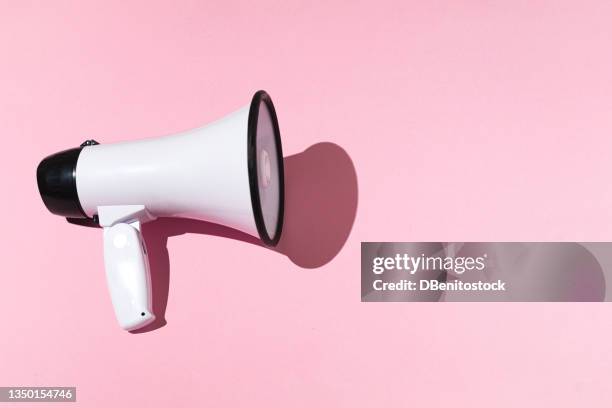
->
[247,90,284,246]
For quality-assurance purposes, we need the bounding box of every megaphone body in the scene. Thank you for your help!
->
[37,91,284,331]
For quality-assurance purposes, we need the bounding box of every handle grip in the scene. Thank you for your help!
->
[103,222,155,331]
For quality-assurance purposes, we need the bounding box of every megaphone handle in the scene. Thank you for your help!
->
[103,222,155,331]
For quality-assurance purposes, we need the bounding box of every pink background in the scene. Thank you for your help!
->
[2,1,612,406]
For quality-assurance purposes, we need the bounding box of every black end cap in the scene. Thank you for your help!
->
[36,147,88,218]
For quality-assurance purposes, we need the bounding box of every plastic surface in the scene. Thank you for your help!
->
[36,147,87,218]
[76,106,258,238]
[103,222,155,331]
[75,91,284,245]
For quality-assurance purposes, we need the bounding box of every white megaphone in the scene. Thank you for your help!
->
[36,90,284,331]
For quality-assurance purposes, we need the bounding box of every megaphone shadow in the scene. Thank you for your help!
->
[135,142,358,332]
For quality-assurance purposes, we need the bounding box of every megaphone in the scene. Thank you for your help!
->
[36,90,284,331]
